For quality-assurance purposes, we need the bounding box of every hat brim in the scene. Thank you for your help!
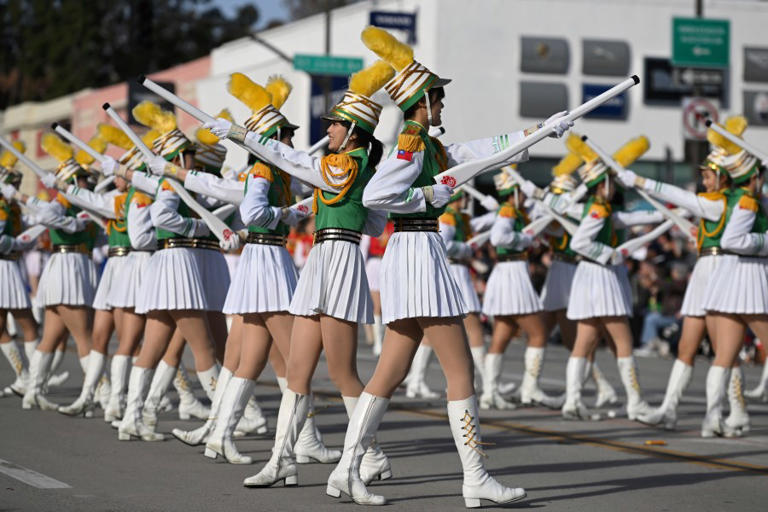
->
[430,77,451,89]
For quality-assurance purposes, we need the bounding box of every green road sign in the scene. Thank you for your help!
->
[293,54,363,76]
[672,17,730,68]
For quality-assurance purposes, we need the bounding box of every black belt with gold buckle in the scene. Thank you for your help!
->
[497,252,529,262]
[160,238,220,251]
[313,228,362,245]
[108,247,131,257]
[52,243,88,254]
[246,232,286,246]
[393,217,439,232]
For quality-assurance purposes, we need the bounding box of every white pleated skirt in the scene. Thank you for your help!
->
[223,243,299,314]
[109,251,152,309]
[540,260,578,312]
[92,254,132,310]
[365,256,382,292]
[136,247,207,313]
[703,255,768,314]
[483,260,542,316]
[680,254,721,317]
[566,261,632,320]
[290,240,372,323]
[380,232,466,324]
[192,248,231,312]
[37,252,98,307]
[0,259,31,309]
[450,263,481,313]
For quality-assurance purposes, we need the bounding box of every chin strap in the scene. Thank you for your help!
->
[424,92,433,128]
[339,121,357,152]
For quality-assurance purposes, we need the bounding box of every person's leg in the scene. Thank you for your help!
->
[744,316,768,401]
[404,336,439,399]
[556,310,576,350]
[464,313,486,392]
[702,313,744,437]
[54,305,93,359]
[22,308,69,409]
[243,315,323,487]
[638,316,703,428]
[12,309,39,364]
[602,316,651,419]
[0,311,27,396]
[480,317,517,409]
[206,311,229,363]
[517,313,563,408]
[562,319,601,419]
[371,291,383,356]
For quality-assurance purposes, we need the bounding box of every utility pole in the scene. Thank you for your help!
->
[323,1,332,115]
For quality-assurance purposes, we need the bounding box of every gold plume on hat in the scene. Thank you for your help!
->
[142,129,160,148]
[349,60,395,97]
[75,136,107,166]
[0,141,25,169]
[266,76,291,110]
[612,136,649,168]
[132,101,177,133]
[228,73,272,113]
[552,152,582,177]
[97,123,134,150]
[196,109,233,146]
[41,133,73,162]
[707,116,747,156]
[565,133,598,164]
[361,26,414,71]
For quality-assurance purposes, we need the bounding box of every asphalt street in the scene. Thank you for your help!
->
[1,339,766,511]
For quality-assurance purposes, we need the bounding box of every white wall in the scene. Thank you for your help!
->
[201,0,768,170]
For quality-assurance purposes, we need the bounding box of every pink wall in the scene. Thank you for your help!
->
[72,56,210,158]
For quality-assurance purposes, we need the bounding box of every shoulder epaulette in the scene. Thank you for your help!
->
[588,202,610,219]
[131,191,153,208]
[499,204,517,218]
[249,162,273,182]
[738,194,759,212]
[438,212,456,226]
[398,133,425,153]
[56,194,71,209]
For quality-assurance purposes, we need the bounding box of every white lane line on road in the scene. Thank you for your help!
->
[0,458,71,489]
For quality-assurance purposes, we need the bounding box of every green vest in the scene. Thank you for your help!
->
[245,160,291,237]
[0,199,21,237]
[725,187,768,233]
[391,120,448,220]
[581,196,617,248]
[314,147,372,232]
[442,206,469,242]
[496,201,527,257]
[49,197,91,246]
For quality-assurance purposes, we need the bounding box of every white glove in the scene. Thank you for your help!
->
[100,157,118,177]
[280,207,301,226]
[148,156,168,176]
[517,232,534,249]
[544,111,574,138]
[617,169,637,189]
[423,184,453,208]
[480,195,499,212]
[610,247,629,265]
[40,173,57,189]
[76,211,92,222]
[219,230,241,251]
[1,183,16,201]
[203,118,233,139]
[189,219,210,237]
[519,179,545,200]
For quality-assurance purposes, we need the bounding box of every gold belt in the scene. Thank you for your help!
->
[246,232,286,246]
[497,252,529,262]
[160,238,221,251]
[313,228,362,245]
[53,243,88,254]
[393,217,439,232]
[0,251,21,261]
[108,247,131,257]
[552,252,579,264]
[698,246,733,257]
[448,258,468,266]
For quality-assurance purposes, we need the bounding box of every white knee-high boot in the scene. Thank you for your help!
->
[205,376,255,464]
[58,351,105,417]
[637,359,692,429]
[326,393,388,505]
[294,395,342,463]
[744,358,768,402]
[104,355,131,422]
[243,389,308,487]
[22,350,57,410]
[702,365,729,437]
[118,366,163,441]
[479,353,515,410]
[591,361,619,407]
[372,315,383,356]
[45,349,69,389]
[172,367,232,446]
[1,341,28,396]
[342,395,392,484]
[234,395,269,436]
[142,361,177,431]
[617,356,652,420]
[520,347,563,409]
[561,357,596,420]
[724,366,750,437]
[174,366,210,420]
[448,395,526,508]
[469,345,486,392]
[405,344,439,399]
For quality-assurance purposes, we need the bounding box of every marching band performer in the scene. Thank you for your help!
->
[324,26,569,507]
[205,59,391,488]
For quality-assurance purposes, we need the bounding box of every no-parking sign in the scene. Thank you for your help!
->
[682,97,719,140]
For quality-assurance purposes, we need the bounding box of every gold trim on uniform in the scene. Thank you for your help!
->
[108,247,131,257]
[52,243,89,254]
